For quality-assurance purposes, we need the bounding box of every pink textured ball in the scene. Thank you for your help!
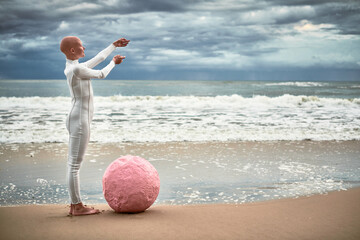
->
[102,155,160,213]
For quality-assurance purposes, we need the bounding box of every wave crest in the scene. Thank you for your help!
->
[265,82,327,87]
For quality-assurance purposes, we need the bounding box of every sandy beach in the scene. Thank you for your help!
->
[0,187,359,240]
[1,141,359,239]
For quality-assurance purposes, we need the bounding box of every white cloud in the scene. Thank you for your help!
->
[57,21,69,31]
[238,5,316,25]
[103,0,126,7]
[258,26,360,69]
[140,47,252,69]
[294,20,333,32]
[190,0,265,11]
[58,2,99,13]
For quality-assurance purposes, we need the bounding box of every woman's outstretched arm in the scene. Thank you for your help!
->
[84,38,130,69]
[74,55,125,79]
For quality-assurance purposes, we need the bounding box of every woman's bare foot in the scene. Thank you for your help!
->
[69,202,100,216]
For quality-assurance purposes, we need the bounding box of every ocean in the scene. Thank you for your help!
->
[0,80,360,143]
[0,79,359,206]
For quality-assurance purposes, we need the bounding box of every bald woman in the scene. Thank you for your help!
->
[60,36,129,216]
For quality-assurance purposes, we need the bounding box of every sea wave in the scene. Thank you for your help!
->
[0,94,359,143]
[264,82,327,87]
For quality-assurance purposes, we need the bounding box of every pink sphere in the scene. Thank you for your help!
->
[102,155,160,213]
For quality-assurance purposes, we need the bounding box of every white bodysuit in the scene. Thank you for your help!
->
[65,43,116,204]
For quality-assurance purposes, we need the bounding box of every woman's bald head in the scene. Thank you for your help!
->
[60,36,85,60]
[60,36,79,53]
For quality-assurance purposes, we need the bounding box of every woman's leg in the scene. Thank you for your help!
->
[66,100,99,216]
[67,124,89,204]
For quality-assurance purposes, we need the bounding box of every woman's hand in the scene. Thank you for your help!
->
[113,38,130,47]
[113,55,126,64]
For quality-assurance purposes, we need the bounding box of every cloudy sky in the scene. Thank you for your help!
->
[1,0,359,80]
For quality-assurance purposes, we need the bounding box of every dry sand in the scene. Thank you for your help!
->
[1,187,359,240]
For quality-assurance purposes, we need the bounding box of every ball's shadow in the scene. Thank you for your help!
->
[109,208,159,215]
[102,208,165,222]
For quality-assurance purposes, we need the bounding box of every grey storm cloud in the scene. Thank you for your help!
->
[0,0,359,80]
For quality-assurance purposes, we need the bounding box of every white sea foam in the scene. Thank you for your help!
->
[265,82,327,87]
[0,94,359,143]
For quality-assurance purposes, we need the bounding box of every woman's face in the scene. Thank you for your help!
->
[71,38,85,59]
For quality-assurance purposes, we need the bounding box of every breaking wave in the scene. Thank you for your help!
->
[1,94,359,143]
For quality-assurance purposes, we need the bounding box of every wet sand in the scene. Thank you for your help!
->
[0,187,359,240]
[1,141,359,205]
